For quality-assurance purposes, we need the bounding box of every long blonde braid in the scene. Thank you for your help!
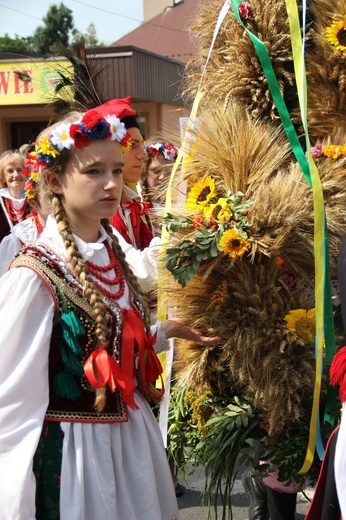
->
[53,195,110,411]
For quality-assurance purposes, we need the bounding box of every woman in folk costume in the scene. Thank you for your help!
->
[0,159,52,277]
[0,101,220,520]
[160,0,346,519]
[107,98,161,295]
[0,149,32,242]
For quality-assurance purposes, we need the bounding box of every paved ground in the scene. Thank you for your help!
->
[176,465,313,519]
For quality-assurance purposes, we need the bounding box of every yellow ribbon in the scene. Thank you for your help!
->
[285,0,325,472]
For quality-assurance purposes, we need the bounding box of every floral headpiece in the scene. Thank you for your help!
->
[26,101,133,172]
[144,142,179,161]
[23,166,40,200]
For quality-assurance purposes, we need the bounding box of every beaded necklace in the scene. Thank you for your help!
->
[86,241,125,300]
[5,198,28,224]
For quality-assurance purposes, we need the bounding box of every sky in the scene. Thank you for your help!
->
[0,0,143,46]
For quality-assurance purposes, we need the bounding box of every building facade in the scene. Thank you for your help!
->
[0,46,188,152]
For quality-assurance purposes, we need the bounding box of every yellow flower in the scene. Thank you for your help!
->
[203,197,233,222]
[185,176,217,211]
[37,137,60,158]
[30,171,40,182]
[219,228,249,258]
[25,188,36,200]
[325,16,346,52]
[323,145,346,159]
[284,308,315,341]
[211,280,229,310]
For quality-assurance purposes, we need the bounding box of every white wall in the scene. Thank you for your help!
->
[143,0,176,22]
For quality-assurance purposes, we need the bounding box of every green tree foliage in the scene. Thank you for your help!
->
[72,23,105,48]
[0,4,104,56]
[0,34,34,55]
[32,3,75,54]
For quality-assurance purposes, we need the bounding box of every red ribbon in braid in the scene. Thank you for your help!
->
[83,309,164,409]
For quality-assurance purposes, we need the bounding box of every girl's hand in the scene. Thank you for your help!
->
[161,318,221,345]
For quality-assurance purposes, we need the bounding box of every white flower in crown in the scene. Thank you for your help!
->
[163,147,177,160]
[105,115,127,142]
[152,143,162,151]
[50,123,74,151]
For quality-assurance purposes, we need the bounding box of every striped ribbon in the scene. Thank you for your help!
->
[232,0,336,471]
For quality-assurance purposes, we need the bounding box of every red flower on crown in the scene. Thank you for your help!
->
[69,124,90,148]
[147,146,160,156]
[81,109,103,130]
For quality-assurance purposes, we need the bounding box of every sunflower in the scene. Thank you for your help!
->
[185,176,217,211]
[284,308,315,341]
[203,197,233,222]
[219,228,249,258]
[325,16,346,52]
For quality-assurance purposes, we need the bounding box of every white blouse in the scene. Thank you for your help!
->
[0,216,39,277]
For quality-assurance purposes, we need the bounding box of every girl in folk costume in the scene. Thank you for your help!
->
[0,101,219,520]
[0,149,31,242]
[0,161,52,277]
[140,140,179,236]
[110,97,155,251]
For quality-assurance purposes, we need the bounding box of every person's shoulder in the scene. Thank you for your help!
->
[12,217,37,243]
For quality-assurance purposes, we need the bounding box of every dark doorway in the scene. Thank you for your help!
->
[10,121,48,149]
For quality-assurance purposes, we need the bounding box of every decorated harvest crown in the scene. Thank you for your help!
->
[144,142,179,161]
[24,98,137,174]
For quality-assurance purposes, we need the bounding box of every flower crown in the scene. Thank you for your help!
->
[144,142,179,161]
[26,108,132,172]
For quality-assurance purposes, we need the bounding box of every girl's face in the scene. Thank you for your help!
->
[147,156,174,190]
[47,140,124,242]
[2,156,26,197]
[122,127,146,185]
